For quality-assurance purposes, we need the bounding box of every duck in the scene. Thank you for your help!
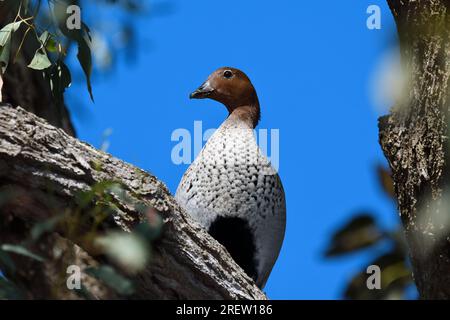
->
[175,67,286,289]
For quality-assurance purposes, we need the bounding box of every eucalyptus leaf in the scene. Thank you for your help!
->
[46,37,58,53]
[0,21,22,73]
[39,31,49,45]
[344,252,413,300]
[325,214,383,257]
[1,244,44,262]
[28,50,52,70]
[95,231,150,273]
[53,0,94,101]
[77,35,94,101]
[85,265,134,296]
[52,0,72,28]
[0,21,22,47]
[53,4,94,102]
[30,215,63,241]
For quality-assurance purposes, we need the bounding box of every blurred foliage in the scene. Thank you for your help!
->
[85,265,134,296]
[325,214,382,257]
[0,180,163,299]
[1,244,44,262]
[324,164,416,300]
[0,0,170,105]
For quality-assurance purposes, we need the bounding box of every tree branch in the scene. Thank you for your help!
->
[0,105,266,300]
[380,0,450,299]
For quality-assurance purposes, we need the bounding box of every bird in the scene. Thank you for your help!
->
[175,67,286,289]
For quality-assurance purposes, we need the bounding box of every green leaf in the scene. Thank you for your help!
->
[0,36,12,74]
[325,214,383,257]
[46,37,58,53]
[52,0,73,28]
[52,1,94,101]
[1,244,45,262]
[30,215,63,241]
[77,33,94,101]
[85,265,134,296]
[95,231,150,273]
[38,31,58,53]
[28,50,52,70]
[344,252,413,300]
[39,31,49,45]
[0,21,22,47]
[0,21,22,73]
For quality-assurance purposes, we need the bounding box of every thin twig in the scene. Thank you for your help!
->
[13,26,32,64]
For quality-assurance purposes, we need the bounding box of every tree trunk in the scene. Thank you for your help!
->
[379,0,450,299]
[0,105,265,300]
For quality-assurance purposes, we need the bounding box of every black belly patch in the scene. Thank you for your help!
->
[208,216,258,282]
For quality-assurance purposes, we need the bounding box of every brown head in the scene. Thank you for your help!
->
[190,67,261,128]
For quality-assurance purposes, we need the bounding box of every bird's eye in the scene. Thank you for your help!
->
[223,70,233,79]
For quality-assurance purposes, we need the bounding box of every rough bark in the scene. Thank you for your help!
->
[0,105,266,300]
[379,0,450,299]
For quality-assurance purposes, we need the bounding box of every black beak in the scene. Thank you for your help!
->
[190,81,214,99]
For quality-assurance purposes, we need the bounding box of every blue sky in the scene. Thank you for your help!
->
[68,0,401,299]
